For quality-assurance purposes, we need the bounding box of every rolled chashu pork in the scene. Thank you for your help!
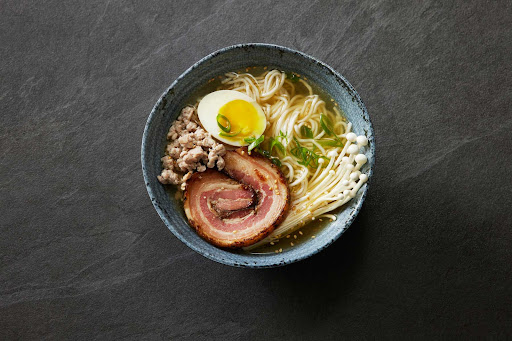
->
[184,148,290,248]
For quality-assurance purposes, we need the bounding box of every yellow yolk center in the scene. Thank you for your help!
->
[219,99,263,142]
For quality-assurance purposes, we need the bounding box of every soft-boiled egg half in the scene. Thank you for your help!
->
[197,90,266,146]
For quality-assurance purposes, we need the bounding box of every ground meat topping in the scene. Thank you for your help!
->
[158,106,226,190]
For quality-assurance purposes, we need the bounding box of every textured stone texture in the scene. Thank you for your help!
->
[1,0,511,339]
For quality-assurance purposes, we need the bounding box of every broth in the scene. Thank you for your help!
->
[164,67,351,254]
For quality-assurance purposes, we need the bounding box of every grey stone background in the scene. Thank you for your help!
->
[1,0,511,339]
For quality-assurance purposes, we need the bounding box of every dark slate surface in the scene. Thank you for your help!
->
[1,0,511,339]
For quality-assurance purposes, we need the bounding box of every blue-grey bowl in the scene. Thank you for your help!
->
[141,43,374,268]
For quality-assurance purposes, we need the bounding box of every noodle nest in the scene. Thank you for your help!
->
[218,70,369,249]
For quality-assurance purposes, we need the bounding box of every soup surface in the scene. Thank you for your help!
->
[159,67,369,253]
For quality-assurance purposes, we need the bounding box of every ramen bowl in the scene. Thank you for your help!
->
[141,43,374,268]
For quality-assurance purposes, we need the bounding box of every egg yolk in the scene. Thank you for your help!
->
[218,99,264,142]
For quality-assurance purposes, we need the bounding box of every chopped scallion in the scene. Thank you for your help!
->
[216,114,231,133]
[320,114,334,136]
[247,135,264,152]
[300,125,314,138]
[219,129,241,137]
[270,137,286,155]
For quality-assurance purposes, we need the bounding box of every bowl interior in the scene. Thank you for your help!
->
[142,44,374,268]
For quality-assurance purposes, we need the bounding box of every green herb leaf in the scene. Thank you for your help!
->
[244,136,256,144]
[217,114,231,133]
[248,135,264,152]
[300,125,314,138]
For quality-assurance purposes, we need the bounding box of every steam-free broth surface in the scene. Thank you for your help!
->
[160,67,368,252]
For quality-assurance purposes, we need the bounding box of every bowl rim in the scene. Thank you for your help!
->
[141,43,375,268]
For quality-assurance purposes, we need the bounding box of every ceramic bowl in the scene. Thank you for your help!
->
[141,43,374,268]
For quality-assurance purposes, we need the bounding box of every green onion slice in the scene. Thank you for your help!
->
[216,114,231,133]
[219,129,241,137]
[247,135,264,152]
[291,137,329,168]
[270,137,286,155]
[320,114,336,136]
[300,125,314,138]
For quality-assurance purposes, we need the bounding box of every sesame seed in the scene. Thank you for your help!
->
[279,248,283,253]
[269,187,273,191]
[294,235,297,239]
[270,242,274,245]
[286,235,290,238]
[290,242,294,246]
[275,191,280,195]
[319,219,323,222]
[311,236,316,239]
[274,180,277,183]
[299,231,303,235]
[274,250,278,253]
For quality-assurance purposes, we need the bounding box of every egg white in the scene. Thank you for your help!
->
[197,90,266,146]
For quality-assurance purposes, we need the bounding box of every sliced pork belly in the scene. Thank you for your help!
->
[183,148,290,248]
